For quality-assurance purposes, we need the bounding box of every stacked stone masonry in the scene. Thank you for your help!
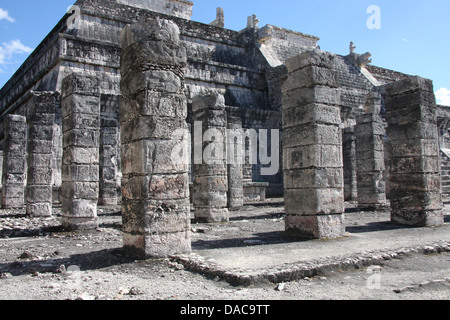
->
[385,76,444,227]
[227,116,244,209]
[61,73,101,231]
[282,50,345,239]
[1,115,27,209]
[192,93,229,222]
[119,18,191,258]
[99,94,120,205]
[355,92,387,210]
[26,92,57,217]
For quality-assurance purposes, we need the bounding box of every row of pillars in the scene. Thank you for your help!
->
[1,82,120,222]
[1,19,443,259]
[2,93,57,216]
[282,49,444,239]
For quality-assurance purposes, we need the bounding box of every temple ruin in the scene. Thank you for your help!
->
[0,0,449,258]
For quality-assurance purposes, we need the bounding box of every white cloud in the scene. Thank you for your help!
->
[0,8,15,23]
[0,40,33,65]
[436,88,450,106]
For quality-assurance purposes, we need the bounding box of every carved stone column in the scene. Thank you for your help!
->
[26,92,58,216]
[192,93,229,222]
[61,74,101,231]
[2,115,27,209]
[227,116,244,209]
[120,18,191,258]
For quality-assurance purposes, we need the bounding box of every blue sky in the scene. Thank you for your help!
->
[1,0,449,105]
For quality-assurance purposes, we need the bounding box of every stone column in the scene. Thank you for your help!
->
[1,115,27,209]
[227,116,244,209]
[192,93,229,222]
[120,18,191,258]
[99,94,120,206]
[343,127,357,201]
[282,50,345,239]
[61,74,101,231]
[51,105,63,204]
[26,92,57,216]
[385,76,443,227]
[355,92,387,210]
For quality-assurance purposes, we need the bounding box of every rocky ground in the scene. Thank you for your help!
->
[0,201,449,301]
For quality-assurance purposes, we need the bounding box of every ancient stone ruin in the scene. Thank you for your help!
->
[0,0,448,258]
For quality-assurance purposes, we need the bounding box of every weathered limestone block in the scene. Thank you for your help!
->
[26,92,57,217]
[120,18,191,258]
[355,95,387,210]
[282,50,345,239]
[385,76,443,227]
[192,93,229,222]
[61,74,100,231]
[227,116,244,209]
[2,115,27,209]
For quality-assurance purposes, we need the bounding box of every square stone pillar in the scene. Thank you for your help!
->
[282,50,345,239]
[120,18,191,258]
[385,76,443,227]
[192,93,229,222]
[99,94,120,206]
[61,74,101,231]
[355,92,387,210]
[227,116,244,209]
[343,127,357,201]
[26,92,58,217]
[2,115,27,209]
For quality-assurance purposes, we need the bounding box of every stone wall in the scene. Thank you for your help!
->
[116,0,193,20]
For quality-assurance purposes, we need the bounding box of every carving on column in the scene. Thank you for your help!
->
[120,18,191,258]
[60,73,101,231]
[192,92,229,223]
[26,91,58,217]
[1,115,27,209]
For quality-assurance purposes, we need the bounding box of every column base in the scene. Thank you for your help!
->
[27,202,52,217]
[391,209,444,227]
[123,232,192,259]
[285,214,346,239]
[62,216,99,231]
[194,208,229,223]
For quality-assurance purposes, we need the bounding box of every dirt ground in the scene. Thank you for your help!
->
[0,201,449,301]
